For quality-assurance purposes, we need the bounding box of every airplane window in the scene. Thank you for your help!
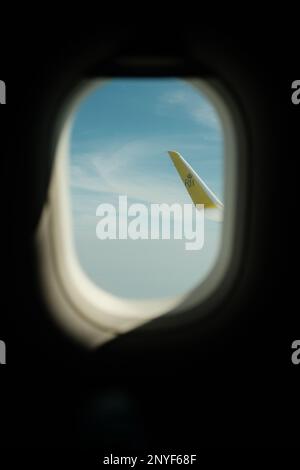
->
[68,78,224,300]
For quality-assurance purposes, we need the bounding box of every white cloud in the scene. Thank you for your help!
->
[160,88,221,131]
[70,138,193,205]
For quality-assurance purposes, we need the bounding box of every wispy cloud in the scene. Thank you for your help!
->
[69,81,223,214]
[159,88,222,133]
[70,138,191,206]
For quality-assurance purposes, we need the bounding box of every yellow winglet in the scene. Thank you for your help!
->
[167,151,223,210]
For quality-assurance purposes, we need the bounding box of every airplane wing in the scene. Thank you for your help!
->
[167,151,223,212]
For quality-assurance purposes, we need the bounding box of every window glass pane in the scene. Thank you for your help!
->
[69,79,224,299]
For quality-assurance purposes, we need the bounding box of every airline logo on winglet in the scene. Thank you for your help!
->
[185,174,195,188]
[167,150,224,215]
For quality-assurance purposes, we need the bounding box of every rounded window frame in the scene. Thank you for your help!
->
[36,76,247,346]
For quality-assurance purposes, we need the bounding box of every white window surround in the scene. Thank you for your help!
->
[36,78,238,348]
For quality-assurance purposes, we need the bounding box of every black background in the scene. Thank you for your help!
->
[0,20,299,452]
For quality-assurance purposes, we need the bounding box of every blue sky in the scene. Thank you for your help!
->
[69,79,224,299]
